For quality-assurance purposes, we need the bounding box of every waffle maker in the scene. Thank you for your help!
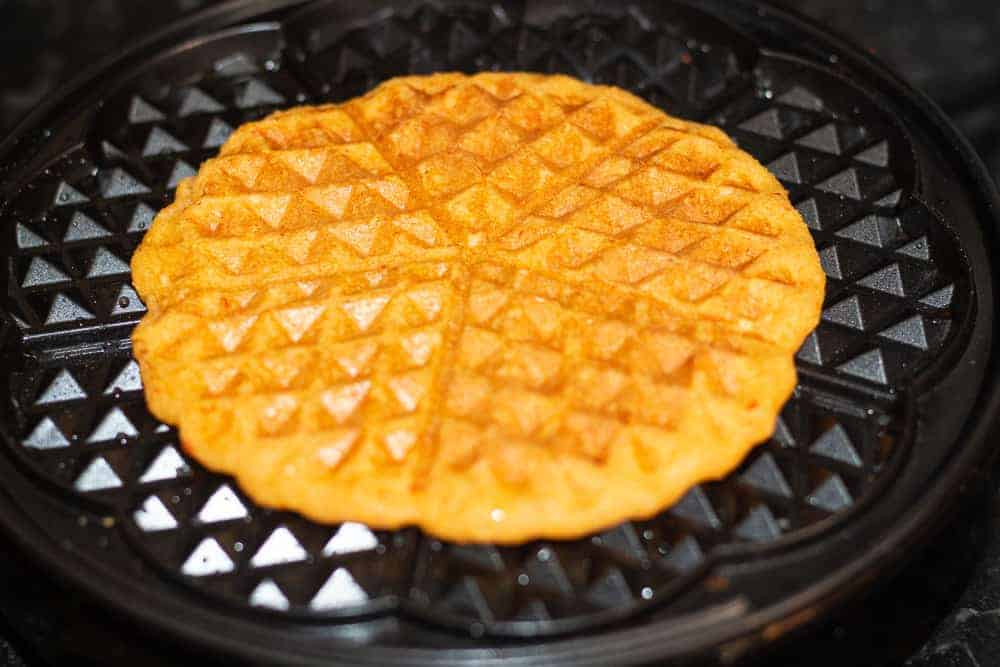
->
[0,0,997,664]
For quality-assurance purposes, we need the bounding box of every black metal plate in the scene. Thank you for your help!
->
[0,0,996,664]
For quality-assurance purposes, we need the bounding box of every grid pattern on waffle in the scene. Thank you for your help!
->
[138,73,817,352]
[136,261,461,483]
[130,72,823,546]
[0,3,966,635]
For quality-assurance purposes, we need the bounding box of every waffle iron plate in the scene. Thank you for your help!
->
[0,0,998,664]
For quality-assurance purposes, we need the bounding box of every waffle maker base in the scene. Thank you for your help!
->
[0,1,997,665]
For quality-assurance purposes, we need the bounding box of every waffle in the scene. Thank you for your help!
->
[130,72,824,543]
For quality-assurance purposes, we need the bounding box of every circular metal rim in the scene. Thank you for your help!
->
[0,0,997,664]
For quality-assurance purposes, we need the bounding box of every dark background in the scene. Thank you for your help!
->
[1,0,999,665]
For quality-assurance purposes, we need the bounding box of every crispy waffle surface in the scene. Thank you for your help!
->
[130,72,824,543]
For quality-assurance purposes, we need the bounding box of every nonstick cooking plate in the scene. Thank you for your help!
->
[0,0,997,664]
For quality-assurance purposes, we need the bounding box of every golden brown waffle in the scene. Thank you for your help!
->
[131,72,824,543]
